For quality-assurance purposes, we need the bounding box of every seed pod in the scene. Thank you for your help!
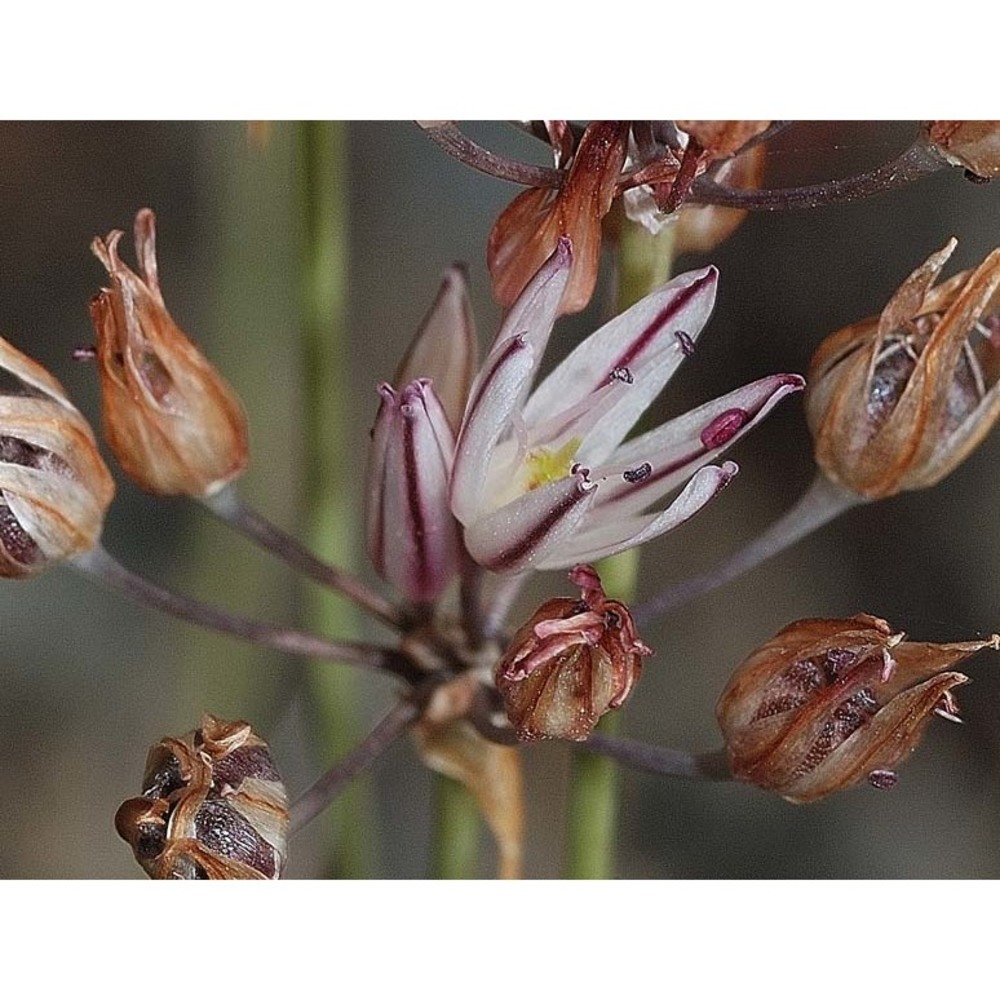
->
[806,240,1000,498]
[89,209,249,497]
[115,714,289,879]
[495,564,652,741]
[0,337,114,578]
[716,614,1000,804]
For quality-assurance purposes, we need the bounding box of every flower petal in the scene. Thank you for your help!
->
[523,266,719,464]
[463,467,598,573]
[534,462,738,568]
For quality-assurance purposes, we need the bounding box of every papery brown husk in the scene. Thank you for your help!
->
[806,241,1000,498]
[413,718,524,879]
[717,614,999,803]
[927,121,1000,178]
[488,122,628,315]
[674,121,771,160]
[0,337,114,576]
[90,210,249,497]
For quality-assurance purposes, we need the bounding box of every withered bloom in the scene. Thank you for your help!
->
[488,121,629,315]
[806,240,1000,498]
[89,209,249,497]
[716,614,999,804]
[0,337,114,578]
[115,714,289,879]
[926,121,1000,180]
[495,564,652,741]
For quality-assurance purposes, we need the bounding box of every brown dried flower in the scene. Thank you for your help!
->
[806,239,1000,498]
[89,209,249,497]
[495,564,652,741]
[0,337,114,578]
[115,713,289,879]
[926,121,1000,180]
[488,121,628,315]
[716,614,999,804]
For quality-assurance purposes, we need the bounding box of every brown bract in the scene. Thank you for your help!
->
[495,564,651,741]
[115,713,289,879]
[487,122,628,315]
[675,121,771,161]
[89,209,249,497]
[806,240,1000,498]
[716,614,999,804]
[927,121,1000,179]
[0,337,114,577]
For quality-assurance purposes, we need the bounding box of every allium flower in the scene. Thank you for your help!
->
[89,209,249,497]
[0,337,114,578]
[495,564,651,741]
[717,614,999,803]
[806,239,1000,498]
[450,238,805,574]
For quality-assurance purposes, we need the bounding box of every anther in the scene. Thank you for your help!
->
[622,462,652,484]
[610,366,633,384]
[675,331,696,356]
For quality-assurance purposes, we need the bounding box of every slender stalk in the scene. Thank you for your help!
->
[581,734,732,782]
[634,473,864,628]
[70,546,420,683]
[203,485,406,630]
[689,139,946,212]
[290,700,419,834]
[297,120,372,876]
[430,775,481,879]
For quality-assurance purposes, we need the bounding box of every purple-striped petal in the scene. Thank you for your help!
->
[364,379,458,603]
[535,462,738,569]
[523,267,719,464]
[463,466,598,573]
[393,264,478,433]
[590,374,805,518]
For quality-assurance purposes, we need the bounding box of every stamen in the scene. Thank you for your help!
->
[622,463,652,484]
[868,769,898,790]
[610,366,634,384]
[72,346,98,361]
[675,330,696,356]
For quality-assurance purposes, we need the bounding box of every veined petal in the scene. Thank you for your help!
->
[450,335,535,524]
[535,462,738,568]
[393,264,477,433]
[364,379,458,604]
[591,374,805,518]
[463,467,598,573]
[523,266,718,463]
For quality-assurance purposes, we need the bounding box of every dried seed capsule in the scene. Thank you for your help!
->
[806,240,1000,498]
[495,564,652,741]
[89,209,249,497]
[716,614,1000,803]
[116,714,289,879]
[0,337,114,578]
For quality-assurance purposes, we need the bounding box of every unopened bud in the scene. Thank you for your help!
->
[716,614,999,803]
[495,564,652,741]
[0,337,114,578]
[89,209,249,497]
[115,714,288,879]
[806,239,1000,498]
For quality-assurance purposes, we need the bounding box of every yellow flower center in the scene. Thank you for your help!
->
[521,438,581,492]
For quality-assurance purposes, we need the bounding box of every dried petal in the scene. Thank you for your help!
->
[675,121,772,161]
[716,614,999,803]
[927,121,1000,179]
[90,209,249,497]
[0,337,114,577]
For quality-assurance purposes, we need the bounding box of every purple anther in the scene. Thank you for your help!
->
[622,462,652,484]
[675,331,696,357]
[868,769,898,790]
[610,366,634,384]
[700,408,750,449]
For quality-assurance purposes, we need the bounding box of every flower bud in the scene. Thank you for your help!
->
[115,714,289,879]
[488,121,629,315]
[716,614,999,803]
[495,564,652,741]
[89,209,249,497]
[0,337,114,578]
[806,240,1000,498]
[926,121,1000,180]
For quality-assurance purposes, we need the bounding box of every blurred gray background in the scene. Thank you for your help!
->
[1,122,997,878]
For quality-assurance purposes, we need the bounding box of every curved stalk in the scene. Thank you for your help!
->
[581,734,732,781]
[634,473,864,628]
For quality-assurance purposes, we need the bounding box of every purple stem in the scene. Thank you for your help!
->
[581,733,732,781]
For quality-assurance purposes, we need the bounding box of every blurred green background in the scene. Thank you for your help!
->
[1,121,998,878]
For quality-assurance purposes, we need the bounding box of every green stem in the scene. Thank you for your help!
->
[430,775,481,879]
[563,220,676,880]
[297,120,375,878]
